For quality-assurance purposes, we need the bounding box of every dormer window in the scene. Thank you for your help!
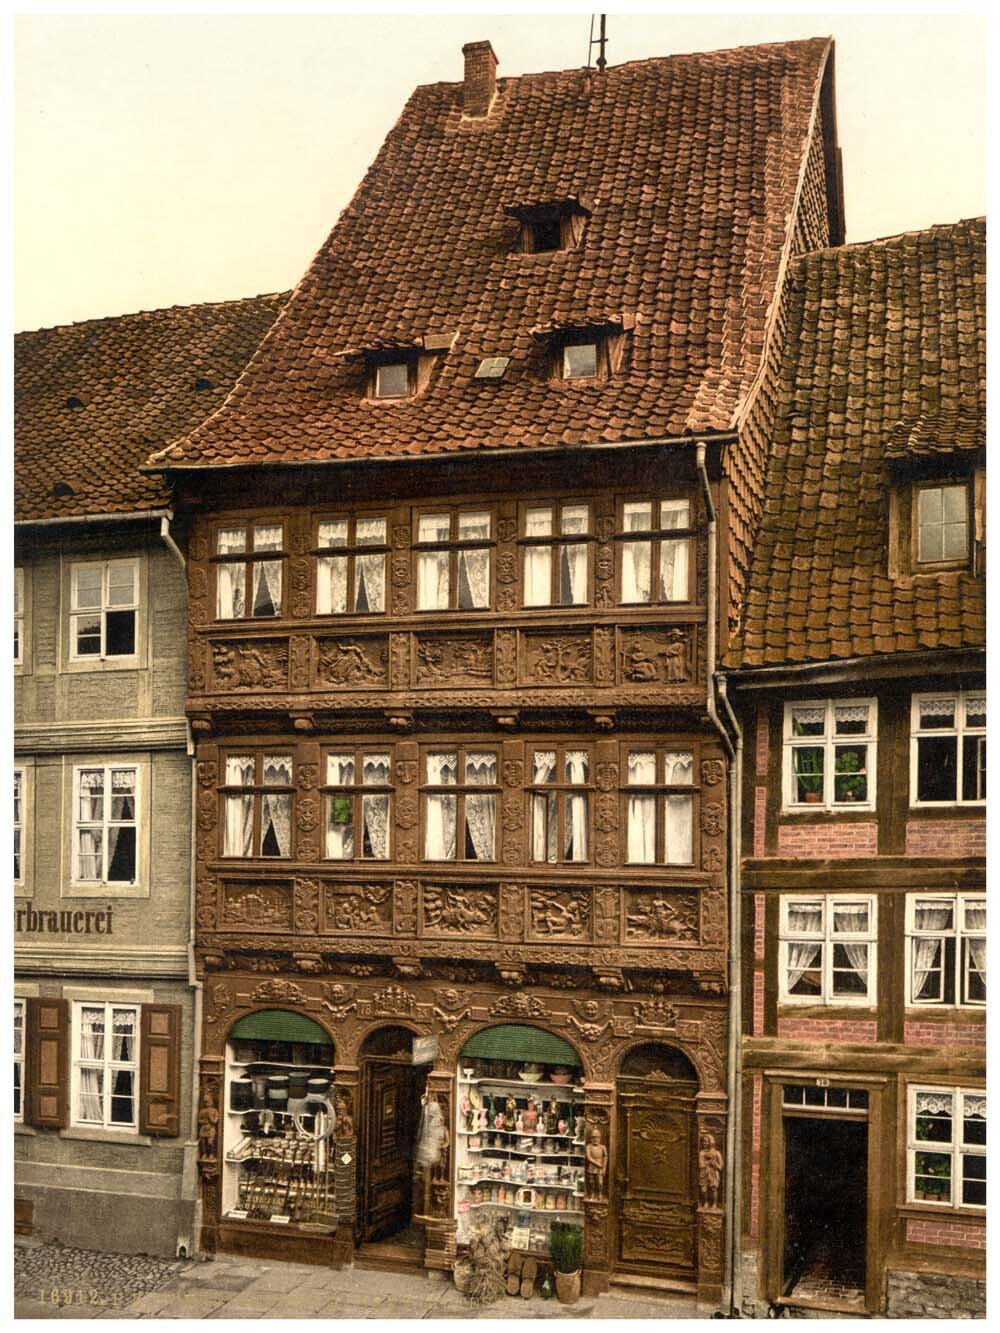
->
[373,362,411,400]
[916,482,969,565]
[563,342,599,380]
[506,196,592,255]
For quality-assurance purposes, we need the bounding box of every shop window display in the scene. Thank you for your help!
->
[222,1021,338,1229]
[455,1032,585,1257]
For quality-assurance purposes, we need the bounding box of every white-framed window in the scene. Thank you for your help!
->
[14,768,23,887]
[415,510,492,611]
[907,1086,985,1209]
[69,560,138,660]
[423,749,498,861]
[906,894,985,1007]
[324,750,392,860]
[915,482,969,566]
[216,522,284,619]
[783,699,877,811]
[522,504,590,607]
[373,362,411,399]
[563,342,598,379]
[73,766,138,885]
[316,516,387,614]
[625,748,694,866]
[530,747,590,864]
[14,568,24,664]
[221,754,294,858]
[71,1002,139,1130]
[911,691,986,806]
[14,999,25,1123]
[620,499,692,604]
[779,895,877,1005]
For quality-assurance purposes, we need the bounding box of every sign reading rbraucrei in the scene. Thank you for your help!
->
[15,905,114,934]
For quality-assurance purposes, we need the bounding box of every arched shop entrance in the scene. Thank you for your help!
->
[614,1043,700,1289]
[357,1025,428,1256]
[221,1010,337,1229]
[455,1024,585,1262]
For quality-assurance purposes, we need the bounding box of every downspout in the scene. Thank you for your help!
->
[695,443,741,1315]
[159,514,204,1258]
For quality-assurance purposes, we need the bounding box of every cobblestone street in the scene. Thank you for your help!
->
[15,1240,707,1320]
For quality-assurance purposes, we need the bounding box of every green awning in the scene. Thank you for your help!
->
[230,1010,332,1047]
[461,1024,580,1067]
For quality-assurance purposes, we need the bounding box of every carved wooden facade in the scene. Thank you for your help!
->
[182,452,730,1302]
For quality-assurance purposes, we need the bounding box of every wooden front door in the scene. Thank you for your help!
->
[615,1075,698,1283]
[361,1059,416,1243]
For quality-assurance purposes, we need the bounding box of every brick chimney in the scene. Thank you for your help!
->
[462,41,498,117]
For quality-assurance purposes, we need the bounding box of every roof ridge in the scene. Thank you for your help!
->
[16,291,291,340]
[791,215,985,265]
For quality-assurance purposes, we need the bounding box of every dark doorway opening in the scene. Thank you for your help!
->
[358,1026,427,1261]
[783,1116,867,1306]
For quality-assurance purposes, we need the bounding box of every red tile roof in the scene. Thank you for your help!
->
[148,39,835,472]
[15,295,286,522]
[731,217,986,669]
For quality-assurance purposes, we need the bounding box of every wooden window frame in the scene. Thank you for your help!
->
[212,520,286,621]
[910,689,986,808]
[70,1000,140,1132]
[905,892,985,1009]
[68,558,139,662]
[615,495,696,606]
[14,765,24,891]
[14,567,24,666]
[371,360,413,400]
[322,747,394,862]
[912,479,972,571]
[14,998,24,1124]
[313,513,390,616]
[219,752,295,860]
[782,698,877,813]
[621,743,697,867]
[420,745,500,863]
[71,763,140,888]
[906,1084,985,1211]
[413,507,495,612]
[778,894,878,1007]
[519,500,594,608]
[527,744,593,866]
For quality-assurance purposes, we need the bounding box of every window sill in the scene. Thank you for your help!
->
[777,1002,877,1015]
[62,656,142,675]
[908,805,986,816]
[14,1122,35,1136]
[63,884,149,900]
[779,807,876,819]
[899,1200,985,1220]
[61,1126,154,1146]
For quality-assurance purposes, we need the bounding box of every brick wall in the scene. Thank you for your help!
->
[755,703,769,775]
[777,821,878,858]
[753,787,767,858]
[753,893,765,961]
[905,819,985,858]
[752,972,765,1036]
[748,1074,762,1240]
[776,1016,877,1042]
[906,1217,985,1250]
[904,1020,985,1049]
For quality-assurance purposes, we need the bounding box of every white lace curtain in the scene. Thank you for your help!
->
[261,793,292,857]
[355,553,385,613]
[964,902,986,993]
[664,794,693,864]
[457,548,490,609]
[524,509,553,606]
[317,554,348,614]
[362,794,390,859]
[659,538,688,601]
[465,794,496,860]
[911,901,952,999]
[77,1007,105,1123]
[622,540,651,602]
[217,527,247,618]
[786,940,821,992]
[417,551,450,610]
[252,560,282,616]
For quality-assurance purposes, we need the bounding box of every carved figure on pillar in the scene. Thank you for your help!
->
[197,1079,221,1168]
[585,1123,608,1198]
[698,1132,724,1210]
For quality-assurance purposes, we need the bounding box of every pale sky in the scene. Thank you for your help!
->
[14,9,988,332]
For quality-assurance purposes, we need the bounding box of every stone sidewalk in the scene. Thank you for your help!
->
[16,1242,708,1320]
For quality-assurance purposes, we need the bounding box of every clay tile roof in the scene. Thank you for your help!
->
[15,294,287,523]
[148,38,834,472]
[730,217,985,669]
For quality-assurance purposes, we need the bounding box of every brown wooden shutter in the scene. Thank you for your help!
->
[26,998,68,1129]
[140,1004,182,1137]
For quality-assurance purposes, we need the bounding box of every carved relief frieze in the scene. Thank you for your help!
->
[294,878,321,933]
[594,793,618,834]
[594,762,619,793]
[391,523,410,549]
[326,882,393,933]
[370,983,417,1015]
[522,633,593,685]
[251,978,308,1005]
[494,630,517,685]
[496,587,517,612]
[415,634,493,685]
[593,886,619,942]
[288,634,313,688]
[594,836,618,868]
[197,790,217,834]
[489,992,549,1019]
[496,517,517,544]
[189,567,209,605]
[568,997,612,1043]
[502,760,523,788]
[632,994,679,1029]
[498,883,525,939]
[298,762,320,791]
[189,534,209,563]
[317,637,388,688]
[620,627,693,685]
[290,558,312,618]
[211,639,288,692]
[389,633,410,688]
[422,885,498,937]
[204,980,234,1029]
[221,883,293,930]
[396,795,418,830]
[528,888,592,940]
[390,554,410,588]
[196,760,217,789]
[624,890,699,942]
[391,588,410,616]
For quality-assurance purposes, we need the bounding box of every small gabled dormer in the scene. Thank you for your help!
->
[532,314,633,383]
[885,412,985,579]
[336,332,456,403]
[505,196,592,254]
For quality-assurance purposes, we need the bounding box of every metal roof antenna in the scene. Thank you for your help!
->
[588,14,608,74]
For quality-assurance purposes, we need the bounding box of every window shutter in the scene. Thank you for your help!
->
[140,1005,182,1137]
[26,998,68,1129]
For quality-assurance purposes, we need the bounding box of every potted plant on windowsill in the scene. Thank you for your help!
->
[834,750,866,803]
[549,1220,583,1304]
[793,749,824,804]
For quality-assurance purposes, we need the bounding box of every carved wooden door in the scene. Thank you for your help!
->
[361,1060,414,1242]
[614,1075,698,1282]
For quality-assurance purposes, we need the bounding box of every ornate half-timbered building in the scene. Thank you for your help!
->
[147,38,844,1302]
[728,218,986,1317]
